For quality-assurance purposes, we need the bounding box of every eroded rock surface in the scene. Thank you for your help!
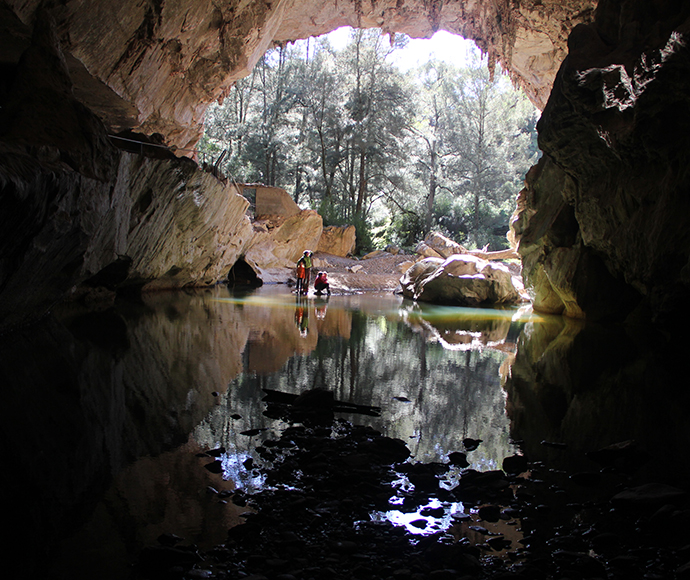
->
[2,1,596,148]
[512,2,690,322]
[400,255,525,306]
[316,224,357,258]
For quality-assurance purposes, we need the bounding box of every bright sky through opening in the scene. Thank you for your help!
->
[327,27,479,70]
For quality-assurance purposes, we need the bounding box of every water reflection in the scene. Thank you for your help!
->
[195,290,529,477]
[5,285,686,578]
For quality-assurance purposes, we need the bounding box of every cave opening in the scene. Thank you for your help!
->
[2,3,690,579]
[227,257,263,288]
[200,27,540,254]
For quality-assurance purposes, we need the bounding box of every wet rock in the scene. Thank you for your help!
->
[137,545,203,575]
[203,460,222,474]
[590,532,620,553]
[240,428,266,436]
[477,505,501,523]
[448,451,470,467]
[487,537,512,551]
[677,561,690,580]
[421,506,445,518]
[157,533,184,547]
[502,454,528,475]
[539,440,567,449]
[612,483,686,508]
[568,471,601,486]
[552,550,607,578]
[463,438,482,452]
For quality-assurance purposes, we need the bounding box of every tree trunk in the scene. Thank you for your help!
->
[355,148,367,218]
[425,143,437,235]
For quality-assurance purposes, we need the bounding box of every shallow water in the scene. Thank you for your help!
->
[2,285,688,579]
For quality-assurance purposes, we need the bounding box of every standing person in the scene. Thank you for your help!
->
[296,250,313,294]
[295,259,306,294]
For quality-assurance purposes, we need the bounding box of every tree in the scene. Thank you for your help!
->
[429,54,540,248]
[199,30,539,253]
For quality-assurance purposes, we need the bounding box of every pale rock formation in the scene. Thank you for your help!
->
[86,156,255,292]
[244,210,323,271]
[400,255,525,306]
[317,225,356,257]
[415,232,468,259]
[243,184,301,218]
[1,1,595,149]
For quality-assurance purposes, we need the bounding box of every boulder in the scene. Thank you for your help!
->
[246,184,301,218]
[400,255,524,306]
[415,232,468,259]
[317,225,356,257]
[244,210,323,269]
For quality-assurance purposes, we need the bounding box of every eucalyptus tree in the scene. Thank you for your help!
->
[200,31,538,252]
[328,28,416,250]
[201,44,304,186]
[431,54,539,248]
[290,37,349,214]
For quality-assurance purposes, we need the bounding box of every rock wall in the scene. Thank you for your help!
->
[512,1,690,323]
[1,1,595,149]
[3,0,690,326]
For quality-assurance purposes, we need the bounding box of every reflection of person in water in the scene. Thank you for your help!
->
[315,296,329,320]
[294,296,309,337]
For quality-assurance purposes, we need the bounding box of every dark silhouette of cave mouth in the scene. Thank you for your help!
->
[227,258,263,288]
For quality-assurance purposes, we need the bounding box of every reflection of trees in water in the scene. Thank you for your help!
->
[207,309,516,469]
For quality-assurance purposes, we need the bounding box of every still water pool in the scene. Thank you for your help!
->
[2,285,687,579]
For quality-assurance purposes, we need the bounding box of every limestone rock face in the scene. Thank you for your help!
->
[87,155,254,291]
[400,255,524,306]
[512,2,690,322]
[247,184,301,218]
[0,142,255,328]
[244,210,323,272]
[317,225,356,257]
[1,1,595,149]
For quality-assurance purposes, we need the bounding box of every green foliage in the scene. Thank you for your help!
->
[200,30,540,254]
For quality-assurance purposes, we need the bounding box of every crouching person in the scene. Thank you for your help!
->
[314,271,331,295]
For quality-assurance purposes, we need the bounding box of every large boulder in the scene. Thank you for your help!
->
[415,232,468,259]
[317,225,356,257]
[400,255,525,306]
[244,210,323,270]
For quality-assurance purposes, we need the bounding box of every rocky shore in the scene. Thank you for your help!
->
[136,393,690,580]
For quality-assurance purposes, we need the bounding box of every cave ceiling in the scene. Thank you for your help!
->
[0,0,596,150]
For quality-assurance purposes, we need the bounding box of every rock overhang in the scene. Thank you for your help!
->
[0,0,596,149]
